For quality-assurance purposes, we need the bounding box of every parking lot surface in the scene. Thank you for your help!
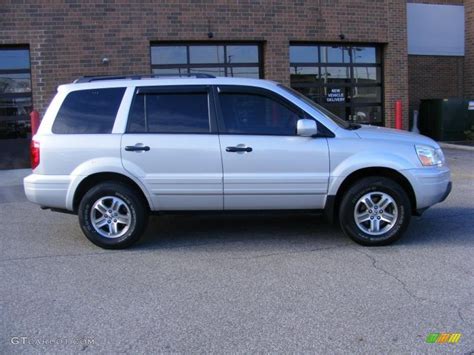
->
[1,149,473,353]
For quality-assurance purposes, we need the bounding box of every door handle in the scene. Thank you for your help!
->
[226,146,252,153]
[125,145,150,152]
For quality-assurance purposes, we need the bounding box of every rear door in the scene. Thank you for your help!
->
[215,85,330,210]
[121,85,223,210]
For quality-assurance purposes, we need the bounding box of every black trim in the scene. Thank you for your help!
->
[323,195,336,224]
[440,181,452,203]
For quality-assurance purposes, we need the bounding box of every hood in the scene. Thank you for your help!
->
[355,125,439,147]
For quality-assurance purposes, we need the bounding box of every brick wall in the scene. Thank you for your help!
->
[465,0,474,98]
[0,0,409,127]
[408,55,464,114]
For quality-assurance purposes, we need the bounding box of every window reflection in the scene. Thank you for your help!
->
[321,67,351,84]
[290,46,318,63]
[353,67,380,84]
[228,67,260,78]
[226,46,259,63]
[0,73,32,93]
[352,47,378,63]
[0,49,30,70]
[151,46,187,65]
[189,46,224,64]
[151,43,262,79]
[290,44,383,125]
[0,47,32,169]
[320,46,351,63]
[353,106,382,124]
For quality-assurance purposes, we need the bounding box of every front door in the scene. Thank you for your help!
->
[215,85,330,210]
[121,86,223,210]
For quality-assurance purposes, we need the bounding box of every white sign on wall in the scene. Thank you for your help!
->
[407,3,465,56]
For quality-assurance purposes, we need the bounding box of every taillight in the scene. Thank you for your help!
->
[30,140,40,169]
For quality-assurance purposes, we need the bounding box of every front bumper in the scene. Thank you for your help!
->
[404,166,452,212]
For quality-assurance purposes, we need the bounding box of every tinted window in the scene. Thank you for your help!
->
[52,88,125,134]
[127,92,210,133]
[219,93,300,135]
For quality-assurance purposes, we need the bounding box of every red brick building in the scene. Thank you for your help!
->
[0,0,471,168]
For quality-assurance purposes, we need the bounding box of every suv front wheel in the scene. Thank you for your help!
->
[339,177,411,246]
[78,182,148,249]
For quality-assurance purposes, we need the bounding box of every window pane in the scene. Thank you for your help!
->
[290,46,318,63]
[189,67,225,77]
[226,46,259,63]
[151,46,187,65]
[320,46,351,63]
[127,95,146,132]
[290,66,318,76]
[352,86,382,103]
[0,96,31,167]
[219,93,300,135]
[52,88,125,134]
[290,66,319,86]
[0,73,31,93]
[146,93,209,133]
[152,68,189,76]
[0,96,32,139]
[352,47,378,63]
[227,67,260,78]
[353,67,381,84]
[322,87,350,104]
[352,106,382,124]
[0,49,30,70]
[321,67,351,84]
[189,46,224,64]
[321,104,349,120]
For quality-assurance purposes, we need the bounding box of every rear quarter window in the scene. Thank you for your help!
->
[52,88,125,134]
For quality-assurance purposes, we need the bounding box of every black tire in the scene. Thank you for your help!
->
[78,182,148,249]
[339,176,411,246]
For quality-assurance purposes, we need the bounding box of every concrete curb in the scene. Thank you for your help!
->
[439,142,474,152]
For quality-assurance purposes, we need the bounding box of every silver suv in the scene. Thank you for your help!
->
[24,75,452,249]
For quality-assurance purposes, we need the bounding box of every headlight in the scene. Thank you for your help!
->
[415,145,445,167]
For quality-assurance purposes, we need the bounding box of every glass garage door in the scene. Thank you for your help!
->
[150,43,263,79]
[0,47,32,169]
[290,44,383,125]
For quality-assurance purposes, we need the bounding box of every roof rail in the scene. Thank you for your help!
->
[73,73,215,83]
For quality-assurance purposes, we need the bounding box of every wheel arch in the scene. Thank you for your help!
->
[72,172,152,213]
[327,167,417,223]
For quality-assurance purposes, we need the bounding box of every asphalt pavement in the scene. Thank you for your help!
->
[0,149,473,353]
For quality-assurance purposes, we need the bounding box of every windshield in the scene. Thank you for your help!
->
[278,84,351,129]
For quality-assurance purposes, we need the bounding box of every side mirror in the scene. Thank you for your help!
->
[297,118,318,137]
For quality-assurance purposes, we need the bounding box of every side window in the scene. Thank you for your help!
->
[127,92,210,133]
[52,88,125,134]
[218,92,301,135]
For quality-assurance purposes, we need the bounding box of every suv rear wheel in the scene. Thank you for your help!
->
[339,176,411,246]
[78,182,148,249]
